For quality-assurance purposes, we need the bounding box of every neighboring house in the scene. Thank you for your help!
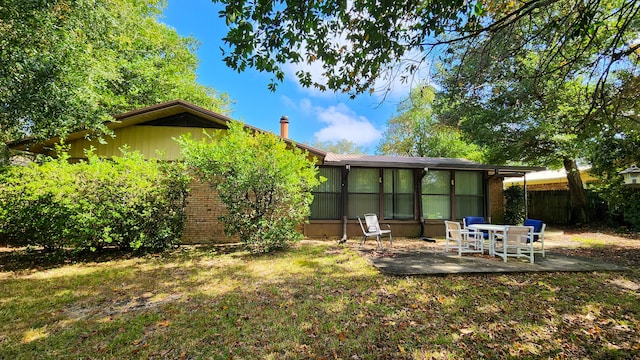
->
[10,100,542,242]
[503,166,596,191]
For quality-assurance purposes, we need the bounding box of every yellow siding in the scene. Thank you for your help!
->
[67,126,221,160]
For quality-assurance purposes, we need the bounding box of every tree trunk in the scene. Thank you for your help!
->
[563,157,589,224]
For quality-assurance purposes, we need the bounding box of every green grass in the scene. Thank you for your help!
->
[1,242,639,359]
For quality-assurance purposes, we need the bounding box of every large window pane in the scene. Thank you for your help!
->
[347,168,380,218]
[384,194,414,219]
[455,172,483,218]
[310,167,342,219]
[421,170,451,219]
[310,193,342,220]
[455,172,482,195]
[384,169,414,220]
[348,168,379,192]
[422,171,451,194]
[455,196,484,219]
[348,194,380,219]
[422,195,450,220]
[316,167,342,192]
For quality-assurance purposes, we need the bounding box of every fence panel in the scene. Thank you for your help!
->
[527,190,571,224]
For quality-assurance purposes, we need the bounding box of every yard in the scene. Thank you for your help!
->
[1,228,639,359]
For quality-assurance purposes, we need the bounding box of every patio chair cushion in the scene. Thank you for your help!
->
[523,219,544,242]
[463,216,489,239]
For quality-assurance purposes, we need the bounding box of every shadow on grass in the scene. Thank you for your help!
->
[0,243,248,273]
[1,241,639,359]
[553,245,640,268]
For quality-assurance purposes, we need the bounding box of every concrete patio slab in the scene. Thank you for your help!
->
[358,247,627,275]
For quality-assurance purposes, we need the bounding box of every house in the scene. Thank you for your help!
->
[10,100,543,242]
[503,166,596,191]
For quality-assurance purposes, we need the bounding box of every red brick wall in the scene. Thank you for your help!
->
[180,179,238,244]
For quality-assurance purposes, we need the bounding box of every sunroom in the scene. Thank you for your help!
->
[304,153,541,239]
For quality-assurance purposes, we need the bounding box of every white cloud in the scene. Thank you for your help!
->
[313,103,382,146]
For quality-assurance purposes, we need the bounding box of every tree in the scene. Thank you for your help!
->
[378,85,485,161]
[213,0,639,111]
[177,122,322,253]
[434,24,605,223]
[310,138,367,154]
[0,0,229,152]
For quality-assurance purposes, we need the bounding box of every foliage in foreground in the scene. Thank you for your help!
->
[178,122,322,253]
[0,239,638,359]
[0,149,189,251]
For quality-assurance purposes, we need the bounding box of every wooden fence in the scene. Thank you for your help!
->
[526,190,571,224]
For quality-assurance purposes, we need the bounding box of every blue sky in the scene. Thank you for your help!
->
[162,0,423,154]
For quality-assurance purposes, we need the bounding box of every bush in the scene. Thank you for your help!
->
[606,187,640,231]
[178,121,322,253]
[0,149,189,251]
[504,185,525,224]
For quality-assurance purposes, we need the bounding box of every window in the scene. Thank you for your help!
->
[310,167,342,219]
[384,169,414,219]
[455,171,484,219]
[347,168,380,219]
[421,171,451,220]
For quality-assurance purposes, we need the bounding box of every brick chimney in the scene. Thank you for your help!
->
[280,115,289,139]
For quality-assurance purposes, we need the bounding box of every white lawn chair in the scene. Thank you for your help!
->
[444,221,484,256]
[493,225,535,263]
[358,213,392,248]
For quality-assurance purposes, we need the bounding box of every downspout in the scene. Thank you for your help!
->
[339,164,350,243]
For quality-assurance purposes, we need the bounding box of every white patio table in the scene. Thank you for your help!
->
[466,224,507,256]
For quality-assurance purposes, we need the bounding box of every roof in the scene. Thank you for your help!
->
[9,100,327,158]
[620,164,640,174]
[7,100,543,175]
[323,153,544,175]
[504,166,594,186]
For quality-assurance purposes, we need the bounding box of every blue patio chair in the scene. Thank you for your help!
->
[463,216,489,239]
[523,218,546,257]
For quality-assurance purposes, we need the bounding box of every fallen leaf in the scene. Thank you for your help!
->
[157,320,171,327]
[460,328,474,335]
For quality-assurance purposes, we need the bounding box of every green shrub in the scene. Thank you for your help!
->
[504,185,525,224]
[608,187,640,231]
[0,149,189,251]
[178,121,322,253]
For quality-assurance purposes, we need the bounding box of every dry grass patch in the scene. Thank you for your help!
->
[0,233,639,359]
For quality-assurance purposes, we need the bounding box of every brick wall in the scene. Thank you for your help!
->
[180,179,238,244]
[489,177,505,223]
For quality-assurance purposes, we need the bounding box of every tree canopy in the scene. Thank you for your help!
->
[310,139,368,154]
[214,0,639,105]
[0,0,229,148]
[378,85,486,161]
[430,1,640,223]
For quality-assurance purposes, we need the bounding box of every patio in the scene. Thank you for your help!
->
[352,228,628,275]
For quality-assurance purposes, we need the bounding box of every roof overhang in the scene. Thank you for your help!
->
[322,153,544,176]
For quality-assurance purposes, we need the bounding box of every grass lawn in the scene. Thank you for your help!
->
[1,230,639,359]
